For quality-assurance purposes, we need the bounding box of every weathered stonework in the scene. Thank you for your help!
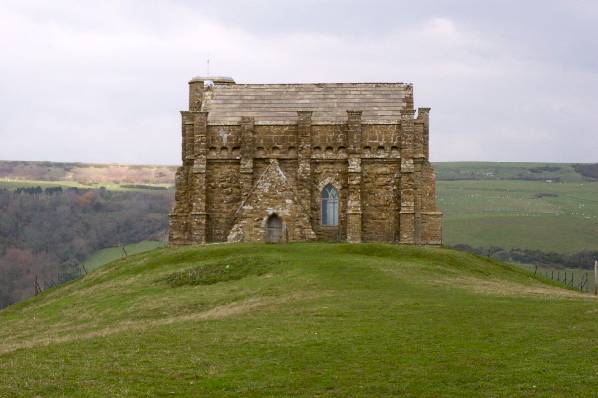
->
[169,77,442,245]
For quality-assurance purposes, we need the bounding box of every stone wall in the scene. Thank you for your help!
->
[254,125,298,158]
[361,160,399,242]
[206,161,241,242]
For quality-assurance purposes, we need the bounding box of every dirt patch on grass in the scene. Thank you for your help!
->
[0,291,320,356]
[433,275,596,299]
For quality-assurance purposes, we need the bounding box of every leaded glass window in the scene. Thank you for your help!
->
[321,184,339,226]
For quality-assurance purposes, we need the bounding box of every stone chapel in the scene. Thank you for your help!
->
[169,76,442,245]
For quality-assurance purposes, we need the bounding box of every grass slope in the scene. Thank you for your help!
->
[0,243,596,397]
[82,240,165,272]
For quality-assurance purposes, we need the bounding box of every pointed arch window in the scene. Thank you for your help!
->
[321,184,339,226]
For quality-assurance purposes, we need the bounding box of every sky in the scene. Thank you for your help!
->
[1,0,597,164]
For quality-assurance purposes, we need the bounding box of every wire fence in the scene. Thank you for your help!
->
[530,265,596,293]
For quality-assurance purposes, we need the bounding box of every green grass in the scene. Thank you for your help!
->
[82,241,165,272]
[159,255,271,287]
[0,243,596,397]
[437,179,598,253]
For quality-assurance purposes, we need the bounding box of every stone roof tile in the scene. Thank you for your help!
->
[202,83,410,123]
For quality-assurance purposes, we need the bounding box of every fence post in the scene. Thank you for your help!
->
[594,259,597,296]
[580,273,587,292]
[33,274,41,296]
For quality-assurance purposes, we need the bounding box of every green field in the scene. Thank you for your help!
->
[0,243,596,397]
[434,163,598,254]
[434,162,585,182]
[82,240,165,272]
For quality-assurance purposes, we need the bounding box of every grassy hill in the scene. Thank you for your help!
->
[1,243,596,397]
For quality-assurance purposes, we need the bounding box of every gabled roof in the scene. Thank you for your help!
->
[202,82,411,124]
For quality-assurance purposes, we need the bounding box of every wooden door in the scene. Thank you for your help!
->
[265,214,283,243]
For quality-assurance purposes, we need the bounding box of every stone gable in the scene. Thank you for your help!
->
[227,159,315,242]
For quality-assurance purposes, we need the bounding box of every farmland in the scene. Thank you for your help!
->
[437,179,598,253]
[434,162,598,253]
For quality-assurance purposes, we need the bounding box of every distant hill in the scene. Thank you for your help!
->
[2,160,594,185]
[0,160,176,185]
[434,161,593,182]
[2,160,595,185]
[0,243,595,397]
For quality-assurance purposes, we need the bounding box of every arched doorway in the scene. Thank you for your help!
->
[265,214,283,243]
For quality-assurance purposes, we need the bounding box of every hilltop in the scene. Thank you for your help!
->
[0,243,596,397]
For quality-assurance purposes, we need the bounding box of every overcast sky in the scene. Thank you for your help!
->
[1,0,597,164]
